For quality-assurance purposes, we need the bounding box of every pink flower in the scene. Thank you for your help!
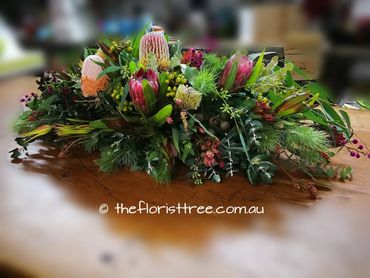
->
[129,68,159,113]
[166,117,173,124]
[174,98,183,106]
[219,54,253,91]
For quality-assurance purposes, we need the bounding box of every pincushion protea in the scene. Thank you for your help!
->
[219,54,253,92]
[139,29,170,69]
[129,68,159,114]
[81,55,109,97]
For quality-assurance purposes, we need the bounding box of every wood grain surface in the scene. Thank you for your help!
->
[1,76,370,278]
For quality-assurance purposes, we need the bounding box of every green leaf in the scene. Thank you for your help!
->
[89,120,108,129]
[223,58,238,90]
[306,82,330,100]
[246,50,265,86]
[97,65,122,79]
[340,166,352,181]
[182,65,198,85]
[141,79,156,113]
[36,94,58,112]
[356,99,370,110]
[150,104,173,126]
[129,61,137,74]
[247,165,257,185]
[285,71,293,87]
[292,63,311,80]
[172,127,180,153]
[159,72,169,97]
[303,110,329,126]
[131,25,149,58]
[321,102,345,129]
[339,110,351,130]
[9,148,22,159]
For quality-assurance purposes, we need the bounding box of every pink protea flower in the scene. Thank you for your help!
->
[81,55,109,97]
[129,68,159,114]
[219,54,253,92]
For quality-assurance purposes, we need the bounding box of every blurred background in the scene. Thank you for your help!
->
[0,0,370,101]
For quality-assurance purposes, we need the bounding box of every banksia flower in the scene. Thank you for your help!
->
[81,55,109,97]
[129,68,159,114]
[139,29,170,69]
[174,84,202,130]
[219,54,253,91]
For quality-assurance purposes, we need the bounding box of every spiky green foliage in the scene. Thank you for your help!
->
[192,68,217,95]
[259,128,281,153]
[95,138,138,173]
[203,53,226,73]
[284,125,329,164]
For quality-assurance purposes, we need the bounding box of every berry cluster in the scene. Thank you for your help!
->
[110,40,132,53]
[111,84,133,113]
[20,92,37,103]
[331,126,347,146]
[181,48,204,69]
[111,84,124,102]
[255,95,274,122]
[165,72,187,98]
[348,138,370,159]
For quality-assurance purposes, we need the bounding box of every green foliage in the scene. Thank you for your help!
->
[284,125,329,164]
[203,53,226,73]
[150,104,173,126]
[95,138,138,173]
[192,68,217,95]
[259,128,281,153]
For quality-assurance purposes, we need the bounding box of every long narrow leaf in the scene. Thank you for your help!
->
[246,50,265,86]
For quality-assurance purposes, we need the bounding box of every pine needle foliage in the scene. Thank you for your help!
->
[95,138,138,173]
[259,128,281,153]
[283,125,329,164]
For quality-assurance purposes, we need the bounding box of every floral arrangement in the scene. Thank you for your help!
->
[11,26,368,197]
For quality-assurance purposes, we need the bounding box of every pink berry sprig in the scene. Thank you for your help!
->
[20,92,37,103]
[346,138,370,159]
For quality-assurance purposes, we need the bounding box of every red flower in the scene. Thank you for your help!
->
[219,54,253,91]
[181,48,204,69]
[129,68,159,113]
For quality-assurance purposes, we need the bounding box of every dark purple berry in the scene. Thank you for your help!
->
[350,151,356,157]
[352,139,358,144]
[358,145,364,150]
[20,98,25,102]
[356,153,361,158]
[367,153,370,159]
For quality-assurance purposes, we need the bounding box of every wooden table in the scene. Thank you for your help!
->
[1,76,370,277]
